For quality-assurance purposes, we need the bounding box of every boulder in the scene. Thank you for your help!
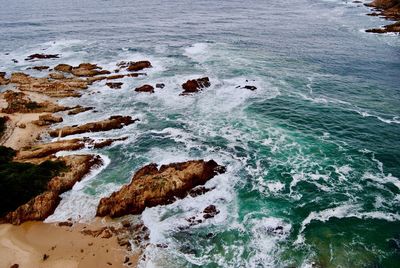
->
[54,64,73,73]
[135,84,154,93]
[96,160,226,218]
[181,77,210,94]
[117,61,152,72]
[48,115,138,137]
[155,83,165,89]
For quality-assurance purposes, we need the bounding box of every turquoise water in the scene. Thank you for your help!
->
[1,0,400,267]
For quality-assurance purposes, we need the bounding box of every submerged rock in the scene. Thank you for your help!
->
[135,84,154,93]
[25,54,60,61]
[155,83,165,89]
[96,160,226,218]
[48,115,138,137]
[106,82,123,89]
[181,77,210,94]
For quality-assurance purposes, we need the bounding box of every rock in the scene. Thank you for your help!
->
[181,77,210,94]
[135,84,154,93]
[12,59,18,63]
[54,64,73,73]
[67,106,94,115]
[96,160,226,218]
[106,82,123,89]
[17,123,26,129]
[91,137,128,149]
[118,61,152,72]
[25,54,59,61]
[48,72,65,79]
[0,72,8,85]
[1,191,61,225]
[243,85,257,91]
[28,66,49,71]
[0,91,68,114]
[188,186,213,197]
[365,0,400,33]
[9,72,89,98]
[71,63,111,77]
[15,139,85,160]
[155,83,165,89]
[34,114,63,126]
[10,264,19,268]
[48,116,138,138]
[58,221,73,227]
[203,205,220,219]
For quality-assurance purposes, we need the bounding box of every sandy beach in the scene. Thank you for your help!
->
[0,221,139,268]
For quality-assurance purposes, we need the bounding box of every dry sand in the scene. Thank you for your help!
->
[0,221,139,268]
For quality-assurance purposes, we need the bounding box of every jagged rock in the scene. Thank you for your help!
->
[67,106,94,115]
[203,205,220,219]
[181,77,210,94]
[33,114,63,126]
[25,54,59,61]
[106,82,123,89]
[96,160,226,218]
[117,61,152,72]
[71,63,111,77]
[365,0,400,33]
[135,84,154,93]
[48,115,138,138]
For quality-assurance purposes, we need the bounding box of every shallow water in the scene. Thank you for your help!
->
[1,0,400,267]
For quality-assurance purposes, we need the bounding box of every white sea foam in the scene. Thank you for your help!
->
[295,203,400,244]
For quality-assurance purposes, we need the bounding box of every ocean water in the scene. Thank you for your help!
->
[1,0,400,267]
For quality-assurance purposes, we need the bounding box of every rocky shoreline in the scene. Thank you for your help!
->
[0,53,234,267]
[364,0,400,33]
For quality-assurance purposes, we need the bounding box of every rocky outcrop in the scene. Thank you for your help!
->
[71,63,111,77]
[135,84,154,93]
[25,54,59,61]
[48,115,138,137]
[15,139,85,160]
[365,0,400,33]
[1,155,102,224]
[181,77,211,94]
[33,114,63,126]
[9,72,88,98]
[96,160,226,218]
[0,91,68,114]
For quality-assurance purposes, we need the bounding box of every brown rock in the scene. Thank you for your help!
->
[67,106,94,115]
[48,72,65,79]
[15,139,85,160]
[25,54,59,61]
[48,116,138,138]
[33,114,63,126]
[118,61,152,72]
[71,63,111,77]
[203,205,220,219]
[0,72,8,85]
[135,84,154,93]
[181,77,210,94]
[106,82,123,89]
[96,160,226,218]
[365,0,400,33]
[54,64,73,73]
[0,91,68,114]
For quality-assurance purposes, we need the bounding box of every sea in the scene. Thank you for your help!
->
[1,0,400,267]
